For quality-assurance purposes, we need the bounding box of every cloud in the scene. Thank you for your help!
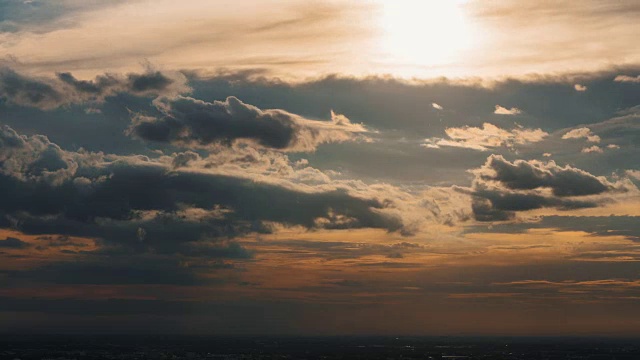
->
[627,170,640,181]
[0,124,77,185]
[582,145,603,153]
[473,155,624,196]
[432,102,443,110]
[0,125,403,255]
[0,67,189,110]
[475,215,640,242]
[462,155,635,221]
[561,127,601,143]
[574,84,587,91]
[0,236,29,249]
[423,123,547,151]
[494,105,522,115]
[127,96,367,152]
[614,75,640,83]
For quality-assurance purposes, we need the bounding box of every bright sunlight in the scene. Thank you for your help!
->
[376,0,474,69]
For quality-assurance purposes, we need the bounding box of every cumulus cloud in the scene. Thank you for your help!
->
[574,84,587,91]
[432,102,443,110]
[582,145,603,153]
[614,75,640,83]
[461,155,636,221]
[473,155,624,196]
[127,96,367,152]
[0,125,406,255]
[0,67,189,109]
[494,105,522,115]
[423,123,547,151]
[0,124,78,185]
[561,127,601,143]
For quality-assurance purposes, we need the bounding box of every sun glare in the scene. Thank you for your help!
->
[376,0,474,69]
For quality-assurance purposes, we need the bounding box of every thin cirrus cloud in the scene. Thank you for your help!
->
[423,123,547,151]
[1,1,639,80]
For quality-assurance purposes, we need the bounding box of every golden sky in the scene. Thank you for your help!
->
[2,0,639,79]
[0,0,639,336]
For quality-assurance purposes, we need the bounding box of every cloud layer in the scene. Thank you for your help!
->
[0,125,402,255]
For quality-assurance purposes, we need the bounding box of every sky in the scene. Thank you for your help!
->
[0,0,639,336]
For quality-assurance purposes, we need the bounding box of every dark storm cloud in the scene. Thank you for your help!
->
[0,236,28,249]
[127,96,367,152]
[57,71,179,96]
[127,71,175,92]
[0,123,79,185]
[0,125,401,254]
[56,72,118,94]
[470,197,515,222]
[475,154,614,197]
[0,67,63,109]
[469,189,600,222]
[0,67,189,109]
[462,155,635,221]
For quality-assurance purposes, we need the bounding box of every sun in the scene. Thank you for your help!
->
[376,0,474,68]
